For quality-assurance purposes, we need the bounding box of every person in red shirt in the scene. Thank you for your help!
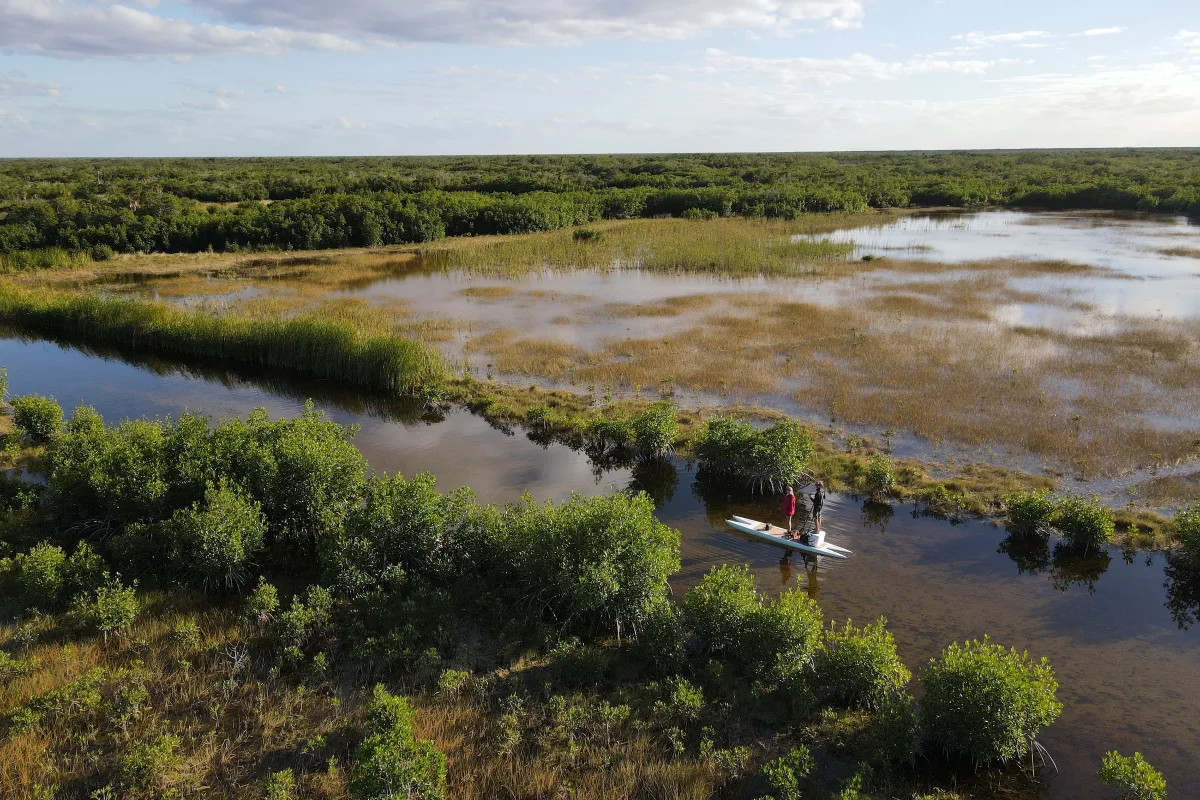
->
[782,486,797,534]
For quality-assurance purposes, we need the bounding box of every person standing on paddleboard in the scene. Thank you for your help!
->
[782,487,797,534]
[810,481,826,534]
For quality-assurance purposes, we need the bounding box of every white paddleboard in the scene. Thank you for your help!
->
[726,516,851,559]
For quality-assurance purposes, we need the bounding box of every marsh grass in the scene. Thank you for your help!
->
[430,217,867,277]
[464,279,1200,475]
[0,286,446,394]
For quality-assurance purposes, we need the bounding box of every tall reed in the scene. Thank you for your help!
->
[0,286,445,394]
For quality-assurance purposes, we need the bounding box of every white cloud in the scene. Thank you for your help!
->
[1080,27,1125,37]
[184,0,866,46]
[685,49,992,86]
[0,0,363,59]
[0,73,63,97]
[952,30,1054,47]
[1178,30,1200,55]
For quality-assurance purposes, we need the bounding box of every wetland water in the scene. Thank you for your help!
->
[3,334,1198,799]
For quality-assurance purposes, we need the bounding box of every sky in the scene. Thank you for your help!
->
[0,0,1197,156]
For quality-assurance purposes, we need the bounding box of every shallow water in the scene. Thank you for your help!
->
[816,210,1200,321]
[1,334,1197,798]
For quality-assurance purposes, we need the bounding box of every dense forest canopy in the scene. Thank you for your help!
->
[0,150,1197,257]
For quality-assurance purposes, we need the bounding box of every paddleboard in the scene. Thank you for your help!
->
[726,516,851,559]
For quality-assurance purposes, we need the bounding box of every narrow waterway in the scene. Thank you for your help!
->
[3,335,1197,798]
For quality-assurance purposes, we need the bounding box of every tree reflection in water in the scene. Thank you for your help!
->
[998,531,1052,576]
[629,458,680,508]
[1164,553,1200,630]
[861,500,894,533]
[1049,543,1112,595]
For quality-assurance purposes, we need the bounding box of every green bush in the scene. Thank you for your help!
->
[0,366,7,401]
[693,417,812,493]
[275,584,334,650]
[585,415,634,451]
[815,618,911,709]
[651,676,704,726]
[1003,490,1055,534]
[263,769,296,800]
[1098,751,1167,800]
[682,565,821,676]
[3,541,66,608]
[168,481,267,590]
[572,228,604,242]
[350,685,446,800]
[1051,493,1114,551]
[1174,502,1200,562]
[499,490,680,633]
[682,564,760,658]
[120,733,182,790]
[760,746,815,800]
[635,598,687,676]
[631,400,678,458]
[867,692,921,766]
[919,638,1062,766]
[524,404,552,427]
[245,576,280,626]
[748,589,823,678]
[863,455,896,499]
[72,574,139,639]
[11,394,63,441]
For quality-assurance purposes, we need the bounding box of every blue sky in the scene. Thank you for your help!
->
[0,0,1197,156]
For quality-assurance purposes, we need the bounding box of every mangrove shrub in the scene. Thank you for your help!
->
[693,417,812,493]
[1003,490,1055,535]
[1051,493,1115,551]
[814,617,911,710]
[1098,751,1167,800]
[11,394,63,441]
[920,638,1062,766]
[350,685,446,800]
[1174,502,1200,561]
[168,481,267,590]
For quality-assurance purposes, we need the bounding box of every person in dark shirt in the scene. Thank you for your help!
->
[810,480,826,533]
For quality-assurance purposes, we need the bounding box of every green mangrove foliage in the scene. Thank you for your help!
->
[2,151,1198,257]
[814,618,911,710]
[1003,489,1056,535]
[10,394,64,442]
[1099,751,1168,800]
[585,399,679,460]
[350,685,447,800]
[919,638,1062,767]
[0,286,445,394]
[1002,490,1116,552]
[692,417,813,493]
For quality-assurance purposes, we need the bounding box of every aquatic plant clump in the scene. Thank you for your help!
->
[1004,490,1055,535]
[1051,493,1116,551]
[1098,751,1167,800]
[692,416,813,493]
[0,286,445,395]
[919,638,1062,767]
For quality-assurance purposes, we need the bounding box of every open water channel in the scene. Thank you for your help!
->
[2,333,1198,799]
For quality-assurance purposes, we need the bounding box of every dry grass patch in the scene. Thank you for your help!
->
[1156,246,1200,259]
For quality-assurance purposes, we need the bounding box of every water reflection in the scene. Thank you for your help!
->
[998,531,1052,576]
[1049,545,1113,595]
[1164,554,1200,630]
[861,500,894,532]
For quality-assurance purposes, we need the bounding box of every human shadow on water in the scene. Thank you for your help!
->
[1049,543,1112,595]
[998,531,1052,576]
[1163,553,1200,630]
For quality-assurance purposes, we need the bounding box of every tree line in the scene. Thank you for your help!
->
[1,150,1197,258]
